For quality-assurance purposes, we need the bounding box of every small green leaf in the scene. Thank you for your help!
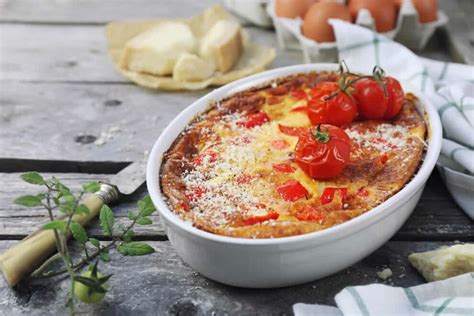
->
[52,197,60,207]
[59,194,75,204]
[99,253,111,262]
[99,205,114,236]
[20,172,45,185]
[55,182,71,193]
[59,201,76,214]
[36,193,47,200]
[135,217,152,225]
[70,222,88,243]
[89,238,100,248]
[127,210,136,221]
[138,195,156,217]
[123,229,134,243]
[14,195,43,207]
[42,220,66,231]
[76,204,90,215]
[82,181,101,193]
[117,242,154,256]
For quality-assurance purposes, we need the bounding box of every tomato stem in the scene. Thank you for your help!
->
[372,66,388,97]
[313,125,330,143]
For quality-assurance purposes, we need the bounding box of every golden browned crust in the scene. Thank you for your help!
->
[160,72,426,238]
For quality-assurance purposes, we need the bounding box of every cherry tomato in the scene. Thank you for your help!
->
[271,139,289,149]
[383,77,404,119]
[320,187,347,205]
[237,112,270,128]
[272,163,295,173]
[276,180,309,202]
[244,211,279,225]
[307,82,357,126]
[290,89,308,100]
[291,106,308,112]
[193,151,218,166]
[294,205,325,223]
[278,124,306,137]
[352,78,388,120]
[294,124,351,179]
[74,270,109,304]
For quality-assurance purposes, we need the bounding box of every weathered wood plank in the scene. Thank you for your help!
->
[0,0,219,24]
[0,24,126,82]
[0,23,301,82]
[0,173,166,239]
[0,82,206,162]
[0,240,462,315]
[439,0,474,64]
[1,171,472,240]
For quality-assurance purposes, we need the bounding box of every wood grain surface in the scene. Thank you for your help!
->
[0,240,461,315]
[0,0,473,314]
[0,170,471,240]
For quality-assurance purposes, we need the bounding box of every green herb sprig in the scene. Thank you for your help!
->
[14,172,157,315]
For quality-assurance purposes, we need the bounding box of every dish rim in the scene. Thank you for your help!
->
[146,63,442,246]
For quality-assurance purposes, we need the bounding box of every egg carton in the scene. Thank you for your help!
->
[224,0,447,63]
[268,0,448,63]
[223,0,273,27]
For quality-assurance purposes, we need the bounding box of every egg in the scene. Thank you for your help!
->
[412,0,438,23]
[349,0,397,32]
[392,0,404,11]
[302,2,351,43]
[275,0,316,18]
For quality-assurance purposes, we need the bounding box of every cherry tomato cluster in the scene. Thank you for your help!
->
[290,65,404,180]
[306,66,404,125]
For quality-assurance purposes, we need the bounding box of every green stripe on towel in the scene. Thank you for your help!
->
[346,287,370,316]
[404,288,474,314]
[435,298,454,315]
[438,62,449,80]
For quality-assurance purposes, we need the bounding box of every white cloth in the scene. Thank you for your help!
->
[294,273,474,316]
[292,21,474,316]
[327,19,474,219]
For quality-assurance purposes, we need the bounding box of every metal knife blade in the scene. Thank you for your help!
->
[107,159,147,195]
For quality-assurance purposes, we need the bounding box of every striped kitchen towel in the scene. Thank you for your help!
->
[294,273,474,316]
[327,19,474,219]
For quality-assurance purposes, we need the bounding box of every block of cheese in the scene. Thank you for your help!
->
[199,20,243,73]
[173,53,216,81]
[120,22,196,76]
[408,244,474,282]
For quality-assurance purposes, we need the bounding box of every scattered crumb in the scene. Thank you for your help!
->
[94,126,123,146]
[94,138,106,146]
[399,274,406,279]
[377,268,393,280]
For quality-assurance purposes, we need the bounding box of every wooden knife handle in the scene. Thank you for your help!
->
[0,184,119,287]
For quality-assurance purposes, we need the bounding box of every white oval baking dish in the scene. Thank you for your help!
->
[147,64,442,288]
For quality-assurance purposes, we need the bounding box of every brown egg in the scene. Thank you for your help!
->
[275,0,316,18]
[412,0,438,23]
[349,0,397,32]
[392,0,403,11]
[302,2,352,43]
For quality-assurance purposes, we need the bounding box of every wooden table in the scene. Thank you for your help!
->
[0,0,473,314]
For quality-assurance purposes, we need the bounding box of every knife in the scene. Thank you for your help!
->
[0,160,147,287]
